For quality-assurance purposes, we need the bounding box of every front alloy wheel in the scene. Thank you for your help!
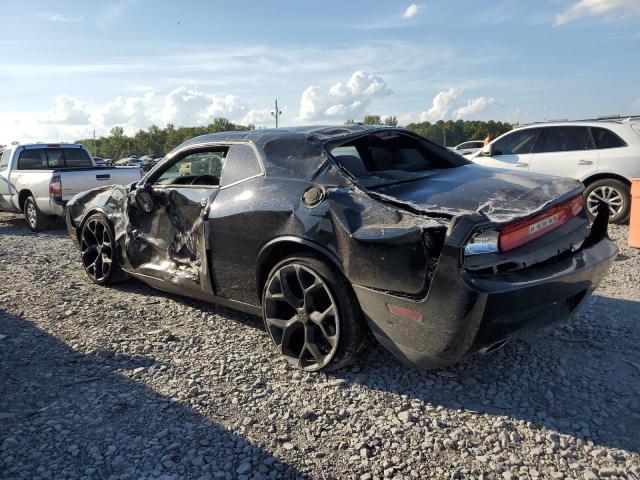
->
[80,214,124,285]
[264,263,339,370]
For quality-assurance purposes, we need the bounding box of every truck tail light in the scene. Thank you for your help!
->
[499,195,583,252]
[49,174,63,201]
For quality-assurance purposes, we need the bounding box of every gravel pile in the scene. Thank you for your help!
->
[0,212,639,480]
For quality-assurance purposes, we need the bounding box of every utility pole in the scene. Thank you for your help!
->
[93,130,96,156]
[443,124,447,147]
[271,99,283,128]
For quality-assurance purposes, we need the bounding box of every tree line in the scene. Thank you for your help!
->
[74,116,515,159]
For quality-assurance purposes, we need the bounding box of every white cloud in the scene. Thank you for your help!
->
[37,12,84,22]
[299,71,392,121]
[555,0,640,25]
[158,87,248,127]
[97,0,135,29]
[99,92,154,127]
[242,108,279,127]
[40,95,91,125]
[419,87,462,121]
[403,3,424,19]
[453,96,496,119]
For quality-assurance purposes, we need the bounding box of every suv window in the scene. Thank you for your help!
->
[540,127,592,153]
[155,149,227,186]
[492,129,540,156]
[591,127,627,149]
[220,144,262,187]
[0,149,11,169]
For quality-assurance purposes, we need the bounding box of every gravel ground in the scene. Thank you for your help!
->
[0,211,639,480]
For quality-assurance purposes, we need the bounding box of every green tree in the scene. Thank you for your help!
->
[363,115,382,125]
[383,116,398,127]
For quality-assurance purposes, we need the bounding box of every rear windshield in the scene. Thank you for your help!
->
[328,131,468,187]
[17,148,92,170]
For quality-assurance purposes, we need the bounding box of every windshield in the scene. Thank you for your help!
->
[327,131,469,187]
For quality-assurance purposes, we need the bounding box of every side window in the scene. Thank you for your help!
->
[492,129,540,156]
[220,144,263,187]
[330,146,361,159]
[64,148,93,167]
[17,149,47,170]
[0,149,11,169]
[591,127,627,149]
[155,149,227,186]
[540,127,591,153]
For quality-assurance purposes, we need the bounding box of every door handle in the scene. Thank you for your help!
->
[96,174,111,180]
[576,159,593,165]
[515,162,528,167]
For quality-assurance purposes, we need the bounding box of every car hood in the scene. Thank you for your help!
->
[369,164,583,223]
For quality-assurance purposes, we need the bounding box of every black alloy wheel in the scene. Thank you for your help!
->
[262,255,368,372]
[264,263,339,371]
[80,214,123,285]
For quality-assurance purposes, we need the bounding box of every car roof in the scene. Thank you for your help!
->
[169,124,395,154]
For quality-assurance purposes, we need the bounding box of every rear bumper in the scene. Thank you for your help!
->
[353,223,617,369]
[49,198,66,216]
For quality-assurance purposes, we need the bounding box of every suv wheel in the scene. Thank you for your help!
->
[584,179,630,224]
[262,254,367,372]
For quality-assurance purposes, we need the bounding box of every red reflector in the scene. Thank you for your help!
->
[386,304,423,321]
[499,195,583,252]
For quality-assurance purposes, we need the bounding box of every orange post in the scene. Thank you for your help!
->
[630,178,640,248]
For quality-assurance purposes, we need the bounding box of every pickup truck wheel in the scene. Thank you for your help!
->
[23,196,50,232]
[262,254,367,372]
[80,214,127,285]
[584,179,630,224]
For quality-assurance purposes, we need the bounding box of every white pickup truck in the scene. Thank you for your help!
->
[0,143,142,231]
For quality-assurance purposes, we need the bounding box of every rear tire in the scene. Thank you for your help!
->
[23,196,50,232]
[584,179,630,224]
[262,254,368,372]
[80,213,128,285]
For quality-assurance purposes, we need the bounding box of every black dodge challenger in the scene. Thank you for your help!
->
[66,125,617,371]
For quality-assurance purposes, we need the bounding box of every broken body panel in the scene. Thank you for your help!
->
[66,126,617,368]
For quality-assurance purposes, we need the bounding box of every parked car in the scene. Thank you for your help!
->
[471,118,640,223]
[93,156,106,166]
[449,140,484,156]
[65,126,616,371]
[0,143,143,231]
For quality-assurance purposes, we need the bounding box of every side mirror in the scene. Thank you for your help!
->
[134,186,154,213]
[481,145,492,156]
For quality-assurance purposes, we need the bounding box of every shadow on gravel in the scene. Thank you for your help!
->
[336,295,640,454]
[0,214,66,237]
[0,310,305,479]
[111,279,265,332]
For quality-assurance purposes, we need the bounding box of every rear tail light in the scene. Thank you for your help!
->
[499,195,583,252]
[465,195,583,256]
[49,174,62,201]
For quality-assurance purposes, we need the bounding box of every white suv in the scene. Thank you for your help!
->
[471,118,640,223]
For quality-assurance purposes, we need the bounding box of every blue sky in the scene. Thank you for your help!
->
[0,0,639,144]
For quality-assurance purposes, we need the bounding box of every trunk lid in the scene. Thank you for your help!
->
[369,164,584,223]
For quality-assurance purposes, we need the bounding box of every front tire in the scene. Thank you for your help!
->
[262,254,367,372]
[584,179,630,224]
[80,214,127,285]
